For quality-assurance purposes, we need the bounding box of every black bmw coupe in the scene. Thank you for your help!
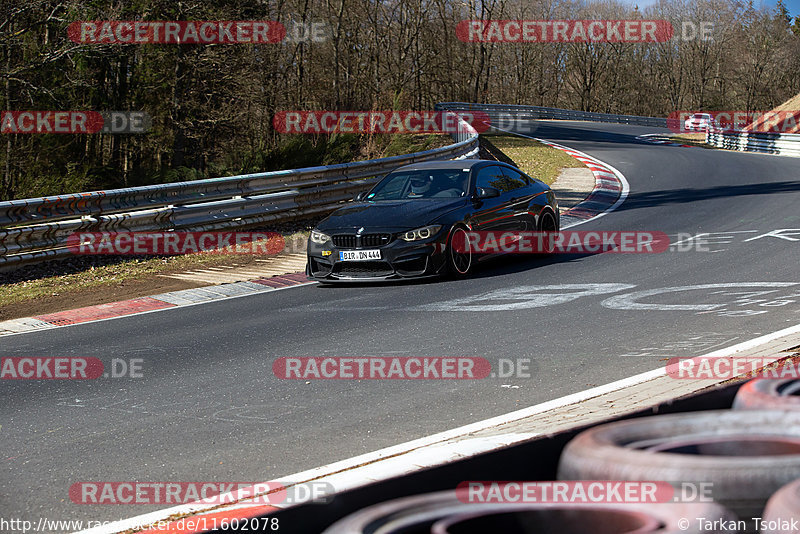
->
[306,159,559,281]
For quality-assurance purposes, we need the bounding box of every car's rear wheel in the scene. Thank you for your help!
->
[539,209,558,232]
[446,225,473,277]
[539,209,558,253]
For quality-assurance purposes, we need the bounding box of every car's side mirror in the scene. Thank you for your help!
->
[354,192,367,201]
[475,187,500,199]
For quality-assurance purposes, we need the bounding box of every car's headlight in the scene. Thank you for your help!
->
[310,230,331,244]
[399,225,442,242]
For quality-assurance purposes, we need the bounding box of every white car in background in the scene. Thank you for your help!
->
[684,113,713,131]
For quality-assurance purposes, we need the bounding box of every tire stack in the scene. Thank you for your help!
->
[734,379,800,533]
[321,490,735,533]
[322,379,800,533]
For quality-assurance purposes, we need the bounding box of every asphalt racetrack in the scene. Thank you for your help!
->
[3,120,800,526]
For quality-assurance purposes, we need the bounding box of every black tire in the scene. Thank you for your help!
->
[538,209,558,253]
[733,379,800,411]
[557,410,800,519]
[446,225,473,277]
[321,490,735,534]
[538,208,558,232]
[431,503,737,534]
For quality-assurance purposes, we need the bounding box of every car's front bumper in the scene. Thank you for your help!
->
[306,234,448,281]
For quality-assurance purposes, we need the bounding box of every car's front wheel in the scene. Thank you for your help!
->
[446,225,473,277]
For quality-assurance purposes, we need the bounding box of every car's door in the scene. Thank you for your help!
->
[499,166,541,230]
[467,164,522,232]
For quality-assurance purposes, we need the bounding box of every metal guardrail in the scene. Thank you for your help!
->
[0,112,479,270]
[706,128,800,157]
[436,102,669,128]
[446,102,800,158]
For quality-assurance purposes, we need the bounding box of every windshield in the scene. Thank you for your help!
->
[366,169,471,200]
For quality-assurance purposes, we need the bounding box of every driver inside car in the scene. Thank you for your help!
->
[408,175,434,197]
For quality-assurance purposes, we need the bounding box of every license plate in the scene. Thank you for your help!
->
[339,249,381,261]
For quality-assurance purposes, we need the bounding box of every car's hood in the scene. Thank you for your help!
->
[317,198,466,232]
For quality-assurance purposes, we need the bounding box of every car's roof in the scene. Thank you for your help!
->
[394,159,502,172]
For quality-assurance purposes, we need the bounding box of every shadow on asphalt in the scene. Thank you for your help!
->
[311,252,597,289]
[506,122,661,147]
[615,180,800,212]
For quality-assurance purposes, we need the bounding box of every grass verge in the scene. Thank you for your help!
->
[0,230,310,319]
[482,135,585,185]
[668,133,714,148]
